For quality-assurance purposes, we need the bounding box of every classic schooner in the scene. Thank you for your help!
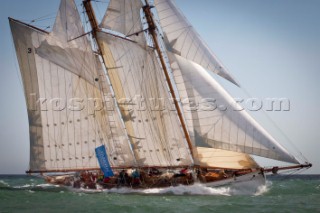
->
[9,0,311,190]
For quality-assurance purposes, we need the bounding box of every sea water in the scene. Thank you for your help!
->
[0,175,319,213]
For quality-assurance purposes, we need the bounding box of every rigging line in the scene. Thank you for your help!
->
[91,0,109,3]
[29,17,56,23]
[28,12,57,24]
[99,51,138,167]
[145,49,183,166]
[153,30,195,163]
[124,43,162,166]
[240,86,309,163]
[93,47,134,166]
[149,51,188,164]
[100,8,136,26]
[143,51,175,165]
[109,39,157,166]
[67,31,92,42]
[125,2,143,36]
[273,167,306,181]
[131,45,169,166]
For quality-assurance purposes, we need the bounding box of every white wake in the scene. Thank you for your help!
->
[73,182,271,196]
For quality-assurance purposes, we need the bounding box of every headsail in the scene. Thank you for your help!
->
[154,0,239,86]
[10,0,135,172]
[170,53,299,164]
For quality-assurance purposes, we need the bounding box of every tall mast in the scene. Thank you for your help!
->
[83,0,99,37]
[142,0,194,159]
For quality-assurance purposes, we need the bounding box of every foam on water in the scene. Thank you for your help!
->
[104,183,231,196]
[0,180,10,187]
[12,183,60,189]
[72,182,271,196]
[254,180,272,196]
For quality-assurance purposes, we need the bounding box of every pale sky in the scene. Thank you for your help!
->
[0,0,319,174]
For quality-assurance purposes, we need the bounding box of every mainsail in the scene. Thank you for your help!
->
[9,0,135,172]
[97,32,193,167]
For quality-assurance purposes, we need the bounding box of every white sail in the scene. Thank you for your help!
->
[10,0,136,172]
[154,0,239,86]
[96,31,193,167]
[194,147,259,170]
[170,53,299,164]
[100,0,145,44]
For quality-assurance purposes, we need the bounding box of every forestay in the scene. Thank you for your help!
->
[154,0,239,86]
[170,53,299,164]
[10,0,135,172]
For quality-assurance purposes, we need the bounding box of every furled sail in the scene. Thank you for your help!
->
[194,147,259,170]
[170,53,299,164]
[100,0,145,44]
[96,31,193,167]
[154,0,239,86]
[10,0,135,172]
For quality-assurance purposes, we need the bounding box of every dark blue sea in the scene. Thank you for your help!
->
[0,175,319,213]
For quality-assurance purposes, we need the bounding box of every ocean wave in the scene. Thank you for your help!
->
[0,180,10,187]
[12,183,60,190]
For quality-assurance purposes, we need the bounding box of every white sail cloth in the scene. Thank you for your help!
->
[10,0,136,172]
[154,0,238,86]
[100,0,145,44]
[97,32,193,167]
[170,53,299,164]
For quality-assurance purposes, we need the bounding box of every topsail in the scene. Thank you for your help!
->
[154,0,239,86]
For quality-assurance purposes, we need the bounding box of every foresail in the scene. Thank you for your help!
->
[96,31,193,167]
[100,0,145,44]
[194,147,259,170]
[170,53,299,164]
[10,0,135,172]
[154,0,239,86]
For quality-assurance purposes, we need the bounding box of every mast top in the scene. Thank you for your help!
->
[83,0,99,35]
